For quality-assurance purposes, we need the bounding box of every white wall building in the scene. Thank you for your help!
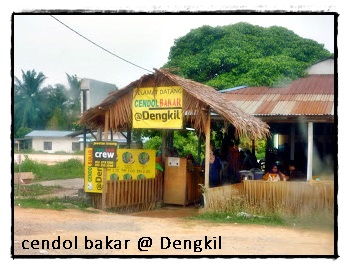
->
[25,130,80,153]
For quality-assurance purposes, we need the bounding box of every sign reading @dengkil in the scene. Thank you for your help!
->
[132,86,183,129]
[92,141,117,168]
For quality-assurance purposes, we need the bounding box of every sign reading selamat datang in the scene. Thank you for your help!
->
[132,86,183,129]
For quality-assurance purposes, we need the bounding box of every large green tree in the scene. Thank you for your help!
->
[164,22,333,90]
[14,70,83,136]
[14,70,48,133]
[43,84,69,130]
[65,74,82,130]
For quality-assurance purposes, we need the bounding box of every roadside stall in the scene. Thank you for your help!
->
[79,68,270,211]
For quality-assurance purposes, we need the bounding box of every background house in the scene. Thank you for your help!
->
[25,130,136,153]
[25,130,81,153]
[221,58,335,179]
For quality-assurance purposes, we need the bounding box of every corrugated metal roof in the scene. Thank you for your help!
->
[222,75,335,116]
[25,130,75,138]
[219,85,247,92]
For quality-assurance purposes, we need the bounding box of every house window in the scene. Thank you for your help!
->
[44,141,52,150]
[72,142,80,151]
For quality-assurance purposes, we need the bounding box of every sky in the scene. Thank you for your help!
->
[14,13,336,89]
[2,1,348,268]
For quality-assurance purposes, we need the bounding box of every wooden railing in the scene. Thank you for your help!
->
[107,177,163,208]
[91,176,163,210]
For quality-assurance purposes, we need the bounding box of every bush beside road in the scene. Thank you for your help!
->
[14,154,84,165]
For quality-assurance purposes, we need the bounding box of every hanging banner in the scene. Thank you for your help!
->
[92,141,118,168]
[132,86,183,129]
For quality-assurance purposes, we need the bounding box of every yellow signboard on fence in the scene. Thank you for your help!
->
[84,148,156,193]
[84,147,103,193]
[132,86,183,129]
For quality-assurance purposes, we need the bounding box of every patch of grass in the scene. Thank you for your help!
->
[279,210,335,231]
[14,156,84,181]
[14,196,95,212]
[14,183,95,212]
[187,209,334,230]
[14,197,67,210]
[14,184,62,197]
[188,211,285,226]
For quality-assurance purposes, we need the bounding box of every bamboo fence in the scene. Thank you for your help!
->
[204,180,334,215]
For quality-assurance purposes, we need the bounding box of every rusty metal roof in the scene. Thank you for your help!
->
[222,75,335,116]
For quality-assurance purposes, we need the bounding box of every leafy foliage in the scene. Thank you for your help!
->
[14,70,83,137]
[15,127,33,139]
[14,70,48,131]
[143,130,201,163]
[164,22,332,90]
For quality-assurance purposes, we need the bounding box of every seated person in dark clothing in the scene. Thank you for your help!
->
[288,161,306,181]
[243,150,259,170]
[202,149,222,187]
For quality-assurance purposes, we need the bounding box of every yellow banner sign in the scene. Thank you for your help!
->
[84,147,103,193]
[132,86,183,129]
[84,148,156,193]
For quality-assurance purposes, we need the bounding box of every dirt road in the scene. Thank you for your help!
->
[13,205,335,257]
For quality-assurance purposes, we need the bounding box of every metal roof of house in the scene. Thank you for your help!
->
[25,130,75,138]
[222,74,335,117]
[25,130,137,144]
[76,132,127,143]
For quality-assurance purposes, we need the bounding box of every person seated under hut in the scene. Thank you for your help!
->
[287,160,306,181]
[262,163,286,182]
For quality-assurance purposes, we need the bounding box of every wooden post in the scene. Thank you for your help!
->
[17,140,21,195]
[203,108,211,208]
[197,132,201,165]
[204,108,211,189]
[252,139,255,155]
[102,111,110,210]
[307,121,313,181]
[290,124,295,160]
[162,130,167,164]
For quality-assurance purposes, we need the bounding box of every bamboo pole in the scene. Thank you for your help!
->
[204,108,211,208]
[204,108,211,189]
[102,111,109,210]
[307,122,313,181]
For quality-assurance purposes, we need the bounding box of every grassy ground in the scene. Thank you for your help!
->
[14,184,96,212]
[14,156,83,181]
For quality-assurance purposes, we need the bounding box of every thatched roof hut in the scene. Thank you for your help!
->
[79,68,270,140]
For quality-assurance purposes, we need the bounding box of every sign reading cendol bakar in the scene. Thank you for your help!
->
[132,86,183,129]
